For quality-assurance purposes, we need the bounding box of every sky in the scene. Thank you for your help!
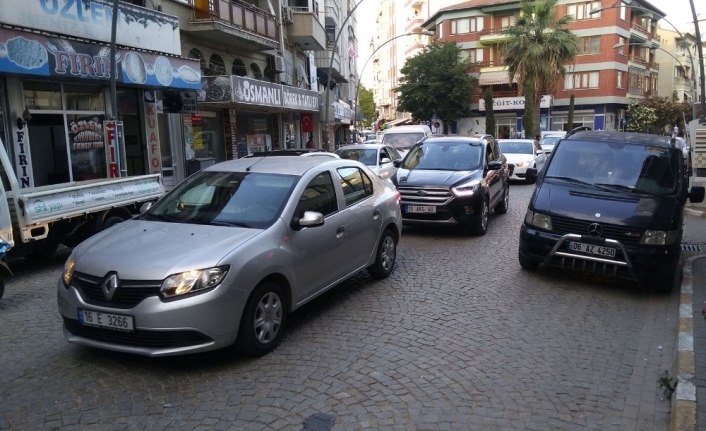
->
[354,0,706,88]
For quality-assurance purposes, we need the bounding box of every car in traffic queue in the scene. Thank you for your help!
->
[245,149,340,159]
[381,125,432,158]
[58,157,402,357]
[497,139,547,183]
[518,129,705,291]
[538,131,567,154]
[393,135,511,235]
[336,143,403,183]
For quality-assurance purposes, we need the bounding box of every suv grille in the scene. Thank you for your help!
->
[398,186,452,205]
[72,272,162,309]
[64,318,212,348]
[551,215,644,243]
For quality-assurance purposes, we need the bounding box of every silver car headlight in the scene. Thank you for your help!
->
[640,230,680,245]
[62,252,75,288]
[160,266,229,298]
[525,210,553,231]
[451,180,481,198]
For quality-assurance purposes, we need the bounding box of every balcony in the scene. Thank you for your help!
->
[629,22,648,43]
[314,46,345,83]
[405,16,424,31]
[324,1,340,26]
[478,60,508,73]
[628,54,648,67]
[289,7,327,51]
[479,28,512,45]
[187,0,278,50]
[649,62,659,70]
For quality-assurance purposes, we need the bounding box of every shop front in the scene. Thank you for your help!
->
[320,100,355,149]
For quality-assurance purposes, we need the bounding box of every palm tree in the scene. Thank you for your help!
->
[500,0,579,138]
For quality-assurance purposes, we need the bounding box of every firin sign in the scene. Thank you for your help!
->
[103,121,122,178]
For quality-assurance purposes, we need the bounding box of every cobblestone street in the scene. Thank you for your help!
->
[0,183,678,431]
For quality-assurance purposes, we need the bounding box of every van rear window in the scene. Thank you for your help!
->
[381,133,425,151]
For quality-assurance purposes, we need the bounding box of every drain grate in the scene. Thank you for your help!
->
[682,244,702,252]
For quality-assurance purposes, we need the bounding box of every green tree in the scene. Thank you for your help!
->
[397,42,476,133]
[626,103,657,132]
[358,86,375,128]
[567,94,575,131]
[638,96,687,134]
[500,0,579,139]
[523,81,534,138]
[484,87,496,135]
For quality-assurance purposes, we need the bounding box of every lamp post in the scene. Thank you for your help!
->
[322,1,367,152]
[591,1,705,123]
[353,30,435,131]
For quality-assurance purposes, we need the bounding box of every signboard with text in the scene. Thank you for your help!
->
[103,120,122,178]
[479,95,552,111]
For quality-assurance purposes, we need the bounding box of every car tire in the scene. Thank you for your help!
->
[648,256,680,293]
[495,185,509,214]
[0,276,4,300]
[470,198,489,236]
[103,216,126,230]
[518,251,540,270]
[367,229,397,279]
[236,281,288,357]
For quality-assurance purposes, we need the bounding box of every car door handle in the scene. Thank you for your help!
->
[373,209,381,219]
[336,225,346,238]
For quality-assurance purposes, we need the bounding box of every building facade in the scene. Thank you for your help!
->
[654,27,700,106]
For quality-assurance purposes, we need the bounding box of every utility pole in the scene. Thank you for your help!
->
[689,0,705,123]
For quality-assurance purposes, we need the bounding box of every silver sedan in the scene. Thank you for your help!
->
[58,157,402,357]
[336,144,402,182]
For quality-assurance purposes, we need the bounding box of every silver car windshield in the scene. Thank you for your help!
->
[545,140,679,195]
[499,141,533,154]
[402,142,483,171]
[144,171,298,228]
[382,133,425,151]
[337,149,378,165]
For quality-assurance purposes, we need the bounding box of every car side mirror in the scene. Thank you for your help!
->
[290,211,325,231]
[487,161,502,170]
[140,202,153,213]
[525,167,538,182]
[380,157,391,164]
[393,160,401,168]
[689,186,705,204]
[535,150,543,155]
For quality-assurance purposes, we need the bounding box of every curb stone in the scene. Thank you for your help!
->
[671,255,706,431]
[685,208,706,218]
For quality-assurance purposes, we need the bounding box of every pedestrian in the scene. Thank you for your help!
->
[534,134,541,142]
[672,125,679,138]
[305,135,315,149]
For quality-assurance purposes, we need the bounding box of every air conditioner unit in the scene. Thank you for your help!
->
[282,7,294,24]
[269,55,285,72]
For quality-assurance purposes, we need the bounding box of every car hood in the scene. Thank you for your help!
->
[397,169,480,187]
[504,153,534,164]
[533,180,676,229]
[74,219,263,279]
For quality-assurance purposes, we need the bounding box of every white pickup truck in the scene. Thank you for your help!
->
[0,137,164,298]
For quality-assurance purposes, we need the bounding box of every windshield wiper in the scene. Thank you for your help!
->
[545,176,594,188]
[593,183,641,193]
[208,220,251,228]
[143,213,177,223]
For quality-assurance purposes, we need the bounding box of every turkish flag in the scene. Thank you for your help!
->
[301,113,314,133]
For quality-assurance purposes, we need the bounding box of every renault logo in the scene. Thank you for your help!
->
[588,223,603,237]
[101,272,120,300]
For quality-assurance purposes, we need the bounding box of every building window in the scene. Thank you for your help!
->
[567,1,601,20]
[232,59,247,76]
[501,16,515,28]
[564,72,599,89]
[208,54,226,76]
[617,37,626,54]
[579,36,600,54]
[188,49,207,75]
[461,48,484,63]
[620,2,627,20]
[451,17,484,34]
[250,63,263,79]
[617,71,623,88]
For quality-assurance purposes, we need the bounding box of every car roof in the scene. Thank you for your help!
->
[202,156,353,176]
[247,149,334,157]
[567,130,675,148]
[337,144,383,150]
[498,139,535,143]
[421,135,491,146]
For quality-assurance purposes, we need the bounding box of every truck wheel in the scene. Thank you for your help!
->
[103,216,126,230]
[519,252,540,270]
[28,237,60,260]
[236,281,288,357]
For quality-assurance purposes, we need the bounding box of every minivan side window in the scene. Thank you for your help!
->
[337,167,374,206]
[485,141,497,164]
[295,171,338,217]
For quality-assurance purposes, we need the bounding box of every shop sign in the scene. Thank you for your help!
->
[282,86,319,112]
[12,122,33,188]
[103,120,122,178]
[198,76,232,103]
[479,95,552,111]
[143,92,161,174]
[0,28,201,89]
[70,116,104,151]
[0,0,182,56]
[180,91,198,113]
[233,76,281,108]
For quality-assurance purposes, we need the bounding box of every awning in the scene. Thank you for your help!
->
[478,71,516,86]
[386,118,411,127]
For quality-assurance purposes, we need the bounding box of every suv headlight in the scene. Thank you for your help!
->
[160,266,229,298]
[640,230,680,245]
[525,210,553,231]
[451,180,481,197]
[62,253,75,288]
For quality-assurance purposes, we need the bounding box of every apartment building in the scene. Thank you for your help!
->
[654,27,700,107]
[422,0,664,137]
[0,0,357,192]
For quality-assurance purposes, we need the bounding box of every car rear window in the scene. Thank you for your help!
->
[336,149,378,165]
[381,133,425,151]
[499,141,533,154]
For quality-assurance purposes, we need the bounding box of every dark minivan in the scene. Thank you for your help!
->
[518,129,705,291]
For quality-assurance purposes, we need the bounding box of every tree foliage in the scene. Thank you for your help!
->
[484,87,496,135]
[397,42,476,131]
[626,103,657,132]
[358,86,375,127]
[638,96,690,133]
[500,0,579,138]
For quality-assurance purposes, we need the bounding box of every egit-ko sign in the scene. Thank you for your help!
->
[479,95,552,111]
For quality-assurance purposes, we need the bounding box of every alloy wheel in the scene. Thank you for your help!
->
[381,235,396,271]
[254,292,283,344]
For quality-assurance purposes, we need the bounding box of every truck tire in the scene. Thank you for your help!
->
[28,236,61,260]
[103,216,126,230]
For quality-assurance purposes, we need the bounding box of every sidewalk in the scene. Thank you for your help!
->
[672,212,706,431]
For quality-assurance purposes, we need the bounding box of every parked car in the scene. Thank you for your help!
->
[245,149,339,158]
[58,157,402,357]
[394,135,511,235]
[498,139,547,182]
[336,144,402,182]
[673,137,692,176]
[518,129,705,291]
[381,125,432,157]
[538,131,567,154]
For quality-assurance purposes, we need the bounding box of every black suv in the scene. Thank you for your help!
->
[393,135,511,235]
[518,129,705,291]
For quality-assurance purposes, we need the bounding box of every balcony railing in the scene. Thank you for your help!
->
[649,62,659,70]
[194,0,278,41]
[630,21,648,33]
[628,54,647,65]
[478,60,505,68]
[479,27,510,36]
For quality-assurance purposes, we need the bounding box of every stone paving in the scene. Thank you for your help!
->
[0,183,679,431]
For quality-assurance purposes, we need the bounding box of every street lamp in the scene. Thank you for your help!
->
[591,1,705,123]
[613,42,697,106]
[353,30,435,131]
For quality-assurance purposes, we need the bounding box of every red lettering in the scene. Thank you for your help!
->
[109,146,116,163]
[146,103,155,115]
[151,158,160,168]
[149,132,158,143]
[150,144,157,153]
[109,164,119,178]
